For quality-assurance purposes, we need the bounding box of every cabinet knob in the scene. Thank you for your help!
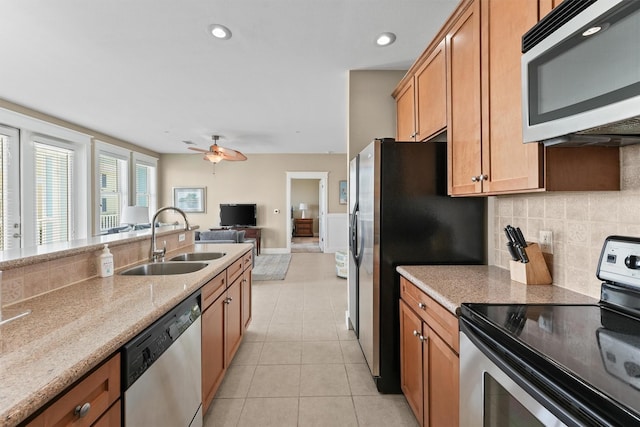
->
[418,302,426,310]
[413,330,420,337]
[419,335,427,343]
[471,176,479,182]
[74,402,91,418]
[224,297,233,304]
[479,174,488,182]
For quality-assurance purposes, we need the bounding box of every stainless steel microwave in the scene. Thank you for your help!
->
[521,0,640,147]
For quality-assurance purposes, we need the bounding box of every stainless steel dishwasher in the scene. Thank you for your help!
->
[122,292,202,427]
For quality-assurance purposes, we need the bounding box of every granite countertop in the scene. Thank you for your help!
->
[0,243,252,427]
[397,265,598,315]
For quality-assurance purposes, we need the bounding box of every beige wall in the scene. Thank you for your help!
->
[492,144,640,299]
[159,153,347,250]
[348,70,406,160]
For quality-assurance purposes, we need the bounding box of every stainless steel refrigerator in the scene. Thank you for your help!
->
[348,138,486,393]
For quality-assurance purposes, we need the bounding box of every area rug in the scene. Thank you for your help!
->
[252,254,292,281]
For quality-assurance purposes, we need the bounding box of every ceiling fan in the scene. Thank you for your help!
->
[188,135,247,163]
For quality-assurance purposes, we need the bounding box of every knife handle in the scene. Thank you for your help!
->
[506,242,519,261]
[517,246,529,263]
[515,227,527,247]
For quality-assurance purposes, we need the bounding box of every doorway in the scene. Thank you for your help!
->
[285,171,328,253]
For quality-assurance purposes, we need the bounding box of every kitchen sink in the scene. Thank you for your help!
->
[120,262,209,276]
[168,252,226,262]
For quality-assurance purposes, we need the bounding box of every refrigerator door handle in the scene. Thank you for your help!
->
[350,203,360,266]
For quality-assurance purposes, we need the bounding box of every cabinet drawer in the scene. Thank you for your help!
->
[227,257,243,285]
[29,354,120,427]
[92,400,121,427]
[242,250,253,270]
[400,277,459,353]
[202,271,227,311]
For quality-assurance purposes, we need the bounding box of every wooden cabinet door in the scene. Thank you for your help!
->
[481,0,542,194]
[446,0,482,195]
[242,266,252,330]
[400,300,424,425]
[415,39,446,141]
[425,328,459,427]
[202,294,226,413]
[539,0,564,18]
[396,79,416,141]
[225,277,243,364]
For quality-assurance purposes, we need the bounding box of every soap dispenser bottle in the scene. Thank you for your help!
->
[98,244,114,277]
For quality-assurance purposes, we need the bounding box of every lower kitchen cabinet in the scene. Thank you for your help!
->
[201,250,252,414]
[242,259,252,330]
[27,354,121,427]
[400,277,459,427]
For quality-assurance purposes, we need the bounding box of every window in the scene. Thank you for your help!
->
[133,152,158,215]
[0,125,19,250]
[34,142,73,245]
[95,142,130,233]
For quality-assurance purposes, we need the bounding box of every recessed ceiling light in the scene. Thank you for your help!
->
[209,24,232,40]
[376,32,396,46]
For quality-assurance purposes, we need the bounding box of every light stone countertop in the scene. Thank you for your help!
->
[397,265,598,315]
[0,242,252,427]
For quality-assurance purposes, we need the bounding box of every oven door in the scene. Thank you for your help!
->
[460,329,582,427]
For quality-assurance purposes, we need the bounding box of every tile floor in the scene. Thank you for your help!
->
[203,252,418,427]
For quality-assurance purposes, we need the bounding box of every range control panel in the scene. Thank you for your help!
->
[598,236,640,291]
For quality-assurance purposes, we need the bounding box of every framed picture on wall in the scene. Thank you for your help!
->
[339,180,347,204]
[173,187,206,213]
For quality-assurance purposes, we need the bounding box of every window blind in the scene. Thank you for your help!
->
[0,135,4,249]
[34,142,72,245]
[98,154,124,231]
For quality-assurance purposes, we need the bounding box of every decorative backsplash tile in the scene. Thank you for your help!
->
[494,144,640,299]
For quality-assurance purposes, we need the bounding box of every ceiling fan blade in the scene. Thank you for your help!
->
[188,146,210,153]
[217,145,247,161]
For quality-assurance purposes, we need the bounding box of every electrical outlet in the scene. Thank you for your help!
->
[178,233,186,242]
[539,230,553,254]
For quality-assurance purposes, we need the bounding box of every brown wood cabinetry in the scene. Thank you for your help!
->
[294,218,313,237]
[394,40,446,142]
[415,40,447,142]
[201,249,253,414]
[27,354,121,427]
[446,0,482,196]
[242,250,253,330]
[396,0,619,197]
[399,277,459,427]
[396,79,416,141]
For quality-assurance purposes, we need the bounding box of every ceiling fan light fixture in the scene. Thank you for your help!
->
[209,24,232,40]
[376,32,396,46]
[204,152,223,163]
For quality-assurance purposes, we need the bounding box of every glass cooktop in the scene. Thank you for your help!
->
[461,302,640,421]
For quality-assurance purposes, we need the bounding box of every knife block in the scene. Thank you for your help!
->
[509,243,552,285]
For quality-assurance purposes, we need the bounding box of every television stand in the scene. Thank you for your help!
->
[210,226,261,255]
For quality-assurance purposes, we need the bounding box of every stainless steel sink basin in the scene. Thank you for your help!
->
[120,262,209,276]
[168,252,226,262]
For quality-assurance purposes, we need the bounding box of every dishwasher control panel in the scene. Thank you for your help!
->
[121,292,201,390]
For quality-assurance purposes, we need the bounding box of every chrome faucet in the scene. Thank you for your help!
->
[150,206,191,262]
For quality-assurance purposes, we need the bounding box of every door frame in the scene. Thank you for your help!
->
[285,171,328,253]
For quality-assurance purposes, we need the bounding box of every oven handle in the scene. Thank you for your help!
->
[460,319,602,427]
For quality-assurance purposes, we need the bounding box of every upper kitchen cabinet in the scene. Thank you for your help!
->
[445,0,618,196]
[395,79,416,141]
[539,0,564,18]
[446,0,482,195]
[393,40,446,142]
[415,40,447,142]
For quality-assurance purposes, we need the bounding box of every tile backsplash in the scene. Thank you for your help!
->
[493,145,640,299]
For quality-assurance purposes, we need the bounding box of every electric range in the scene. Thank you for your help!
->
[459,236,640,426]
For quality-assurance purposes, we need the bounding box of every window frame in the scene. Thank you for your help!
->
[132,151,158,216]
[94,141,131,234]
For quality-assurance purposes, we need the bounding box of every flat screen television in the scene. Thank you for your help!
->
[220,204,257,227]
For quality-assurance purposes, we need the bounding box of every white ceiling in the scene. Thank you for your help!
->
[0,0,458,155]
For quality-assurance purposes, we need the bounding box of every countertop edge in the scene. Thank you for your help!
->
[1,242,249,427]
